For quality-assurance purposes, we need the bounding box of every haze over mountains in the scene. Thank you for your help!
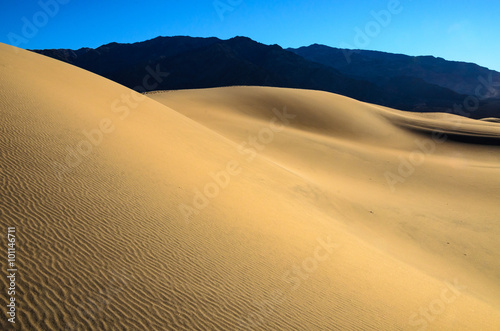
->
[34,36,500,118]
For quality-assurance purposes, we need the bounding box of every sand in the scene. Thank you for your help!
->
[1,42,500,330]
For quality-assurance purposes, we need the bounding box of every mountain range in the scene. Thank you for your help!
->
[33,36,500,118]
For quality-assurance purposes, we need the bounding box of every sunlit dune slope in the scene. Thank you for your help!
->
[150,87,500,325]
[1,43,500,330]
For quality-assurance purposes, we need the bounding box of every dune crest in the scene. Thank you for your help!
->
[1,43,500,330]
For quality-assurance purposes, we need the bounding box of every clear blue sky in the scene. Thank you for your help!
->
[1,0,499,71]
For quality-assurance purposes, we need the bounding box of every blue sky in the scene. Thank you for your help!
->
[1,0,499,71]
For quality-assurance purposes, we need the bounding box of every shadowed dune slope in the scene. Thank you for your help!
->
[1,43,500,330]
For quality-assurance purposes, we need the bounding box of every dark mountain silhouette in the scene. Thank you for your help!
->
[33,36,386,105]
[289,44,500,98]
[32,36,499,118]
[290,44,500,117]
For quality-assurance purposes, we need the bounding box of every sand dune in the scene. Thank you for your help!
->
[481,117,500,123]
[1,43,500,330]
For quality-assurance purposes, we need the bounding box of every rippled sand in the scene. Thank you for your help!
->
[1,43,500,330]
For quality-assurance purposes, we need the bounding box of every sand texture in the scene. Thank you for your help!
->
[1,43,500,330]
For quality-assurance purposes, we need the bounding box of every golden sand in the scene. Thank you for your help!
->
[1,43,500,330]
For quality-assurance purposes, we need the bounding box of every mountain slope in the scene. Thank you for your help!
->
[290,43,500,98]
[33,36,473,114]
[290,44,500,118]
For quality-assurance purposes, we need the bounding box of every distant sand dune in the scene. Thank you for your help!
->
[481,117,500,123]
[2,43,500,330]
